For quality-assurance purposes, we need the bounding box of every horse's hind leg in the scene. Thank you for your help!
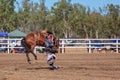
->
[26,52,31,64]
[30,50,37,60]
[30,45,37,60]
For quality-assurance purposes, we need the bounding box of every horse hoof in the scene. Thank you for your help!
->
[28,62,31,64]
[28,60,31,64]
[35,58,37,60]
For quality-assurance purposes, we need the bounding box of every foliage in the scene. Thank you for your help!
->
[0,0,120,38]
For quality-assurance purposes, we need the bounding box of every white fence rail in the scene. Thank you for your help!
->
[59,39,120,53]
[0,38,23,53]
[0,38,120,53]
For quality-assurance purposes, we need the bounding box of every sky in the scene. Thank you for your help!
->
[45,0,120,9]
[15,0,120,11]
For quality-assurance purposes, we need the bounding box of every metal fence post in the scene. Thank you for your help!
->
[116,39,119,53]
[62,40,65,53]
[88,40,92,53]
[7,38,10,54]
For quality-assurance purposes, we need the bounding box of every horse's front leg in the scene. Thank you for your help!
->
[26,52,31,64]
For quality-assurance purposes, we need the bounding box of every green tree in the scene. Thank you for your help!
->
[51,0,73,38]
[0,0,16,32]
[107,4,120,38]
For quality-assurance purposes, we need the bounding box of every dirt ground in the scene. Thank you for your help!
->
[0,51,120,80]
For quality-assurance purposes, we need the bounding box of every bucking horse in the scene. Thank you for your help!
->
[21,30,59,64]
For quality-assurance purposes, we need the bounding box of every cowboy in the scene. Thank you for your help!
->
[41,30,59,70]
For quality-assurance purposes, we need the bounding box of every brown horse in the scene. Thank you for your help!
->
[21,30,59,64]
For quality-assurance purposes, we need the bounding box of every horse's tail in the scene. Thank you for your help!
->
[21,37,29,52]
[21,37,26,47]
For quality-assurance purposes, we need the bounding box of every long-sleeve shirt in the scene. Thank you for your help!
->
[46,38,54,47]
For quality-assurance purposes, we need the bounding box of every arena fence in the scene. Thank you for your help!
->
[0,38,120,53]
[59,39,120,53]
